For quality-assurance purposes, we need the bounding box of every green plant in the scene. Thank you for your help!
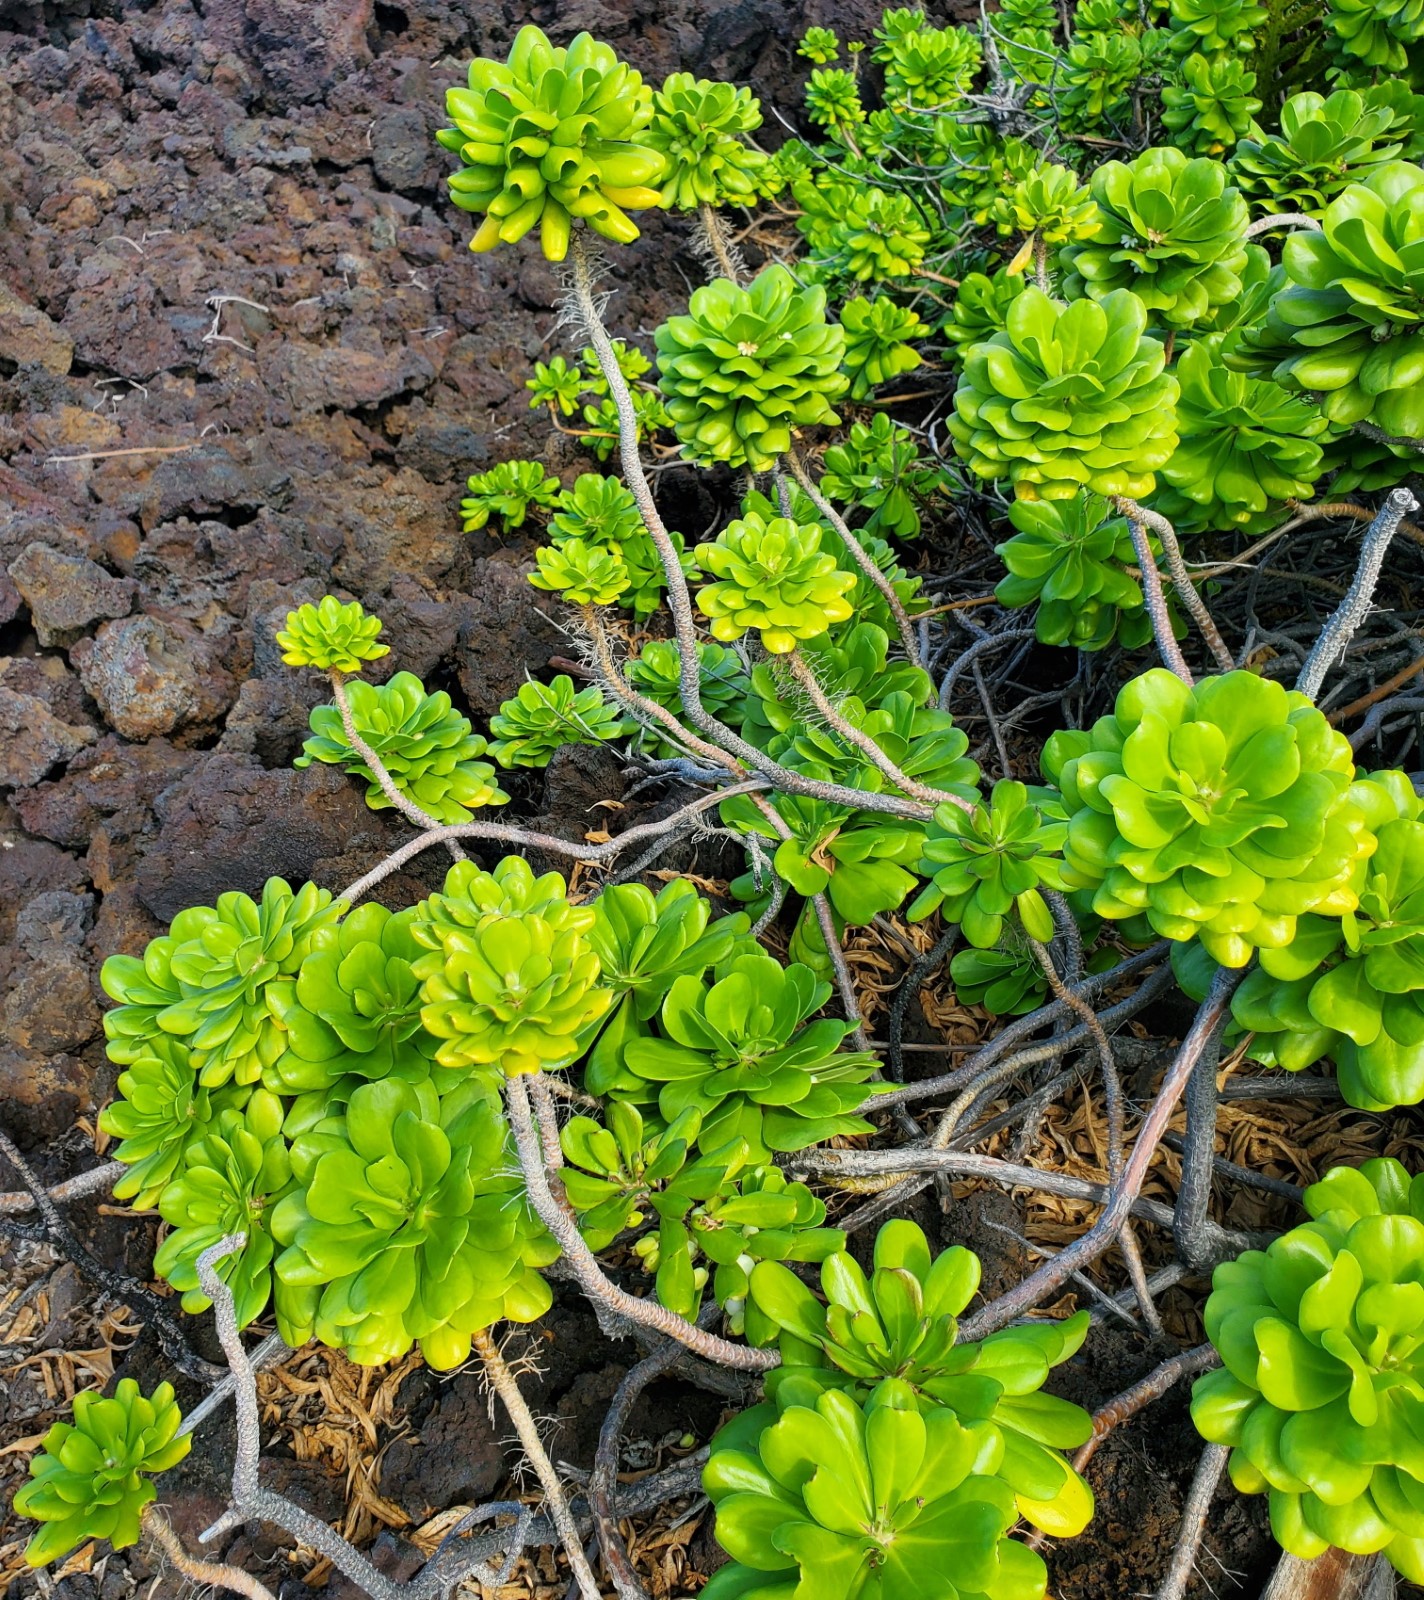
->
[1046,668,1371,968]
[625,638,750,735]
[820,414,943,540]
[951,941,1053,1015]
[144,878,342,1089]
[1061,147,1251,329]
[705,1381,1075,1600]
[997,0,1058,31]
[1235,162,1424,439]
[152,1091,292,1329]
[1161,54,1261,156]
[1166,0,1266,51]
[621,951,878,1157]
[881,23,983,106]
[276,597,388,674]
[798,25,841,62]
[1191,1157,1424,1581]
[530,537,631,606]
[527,354,586,416]
[1327,0,1424,69]
[1230,770,1424,1110]
[805,67,865,134]
[461,459,561,533]
[908,780,1075,945]
[749,1220,1095,1536]
[416,900,611,1078]
[438,26,664,260]
[832,187,935,281]
[947,285,1180,502]
[839,296,925,399]
[99,1039,246,1208]
[942,269,1025,362]
[410,856,593,952]
[270,903,443,1093]
[991,161,1100,246]
[1061,32,1143,129]
[655,264,848,470]
[545,472,694,617]
[273,1079,556,1368]
[1228,89,1404,213]
[487,674,632,767]
[694,510,856,654]
[297,671,508,824]
[994,492,1156,651]
[589,878,749,1022]
[645,73,769,209]
[1153,341,1327,533]
[15,1380,191,1567]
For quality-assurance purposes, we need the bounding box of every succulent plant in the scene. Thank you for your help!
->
[416,903,611,1077]
[460,459,561,533]
[1231,770,1424,1110]
[881,23,983,106]
[833,186,935,282]
[1061,31,1142,129]
[947,285,1180,502]
[622,951,878,1157]
[269,903,442,1094]
[694,510,857,654]
[487,674,632,768]
[645,73,769,209]
[655,264,848,470]
[1166,0,1266,51]
[276,597,388,674]
[410,856,594,952]
[991,161,1100,246]
[100,932,188,1067]
[273,1079,556,1368]
[152,1091,292,1329]
[908,780,1075,945]
[545,472,693,617]
[589,878,750,1022]
[993,493,1156,651]
[798,25,841,61]
[941,269,1026,364]
[951,941,1053,1016]
[1327,0,1424,70]
[1061,147,1251,329]
[1045,669,1370,967]
[820,413,944,540]
[702,1382,1068,1600]
[804,67,865,134]
[527,353,586,415]
[997,0,1059,31]
[1161,53,1261,156]
[624,638,751,736]
[438,26,664,260]
[298,672,508,825]
[154,878,342,1088]
[1153,341,1328,534]
[939,128,1040,223]
[1235,163,1424,439]
[1228,89,1404,214]
[750,1220,1095,1536]
[561,1103,841,1335]
[100,1038,247,1209]
[530,537,631,607]
[1191,1158,1424,1581]
[839,296,925,399]
[15,1380,191,1567]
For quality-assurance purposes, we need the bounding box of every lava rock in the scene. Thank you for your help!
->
[0,684,96,789]
[455,557,565,720]
[379,1372,509,1516]
[71,614,237,740]
[8,541,136,647]
[0,280,73,375]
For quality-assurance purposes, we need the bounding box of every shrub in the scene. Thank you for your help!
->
[276,597,388,673]
[1047,669,1370,967]
[1192,1158,1424,1581]
[839,296,925,399]
[694,510,857,653]
[947,286,1180,501]
[655,265,848,470]
[297,672,508,824]
[439,26,664,260]
[16,1380,191,1567]
[645,73,769,208]
[488,675,632,767]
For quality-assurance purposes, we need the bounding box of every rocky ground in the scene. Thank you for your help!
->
[0,1,1305,1596]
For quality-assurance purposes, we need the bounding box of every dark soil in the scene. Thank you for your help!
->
[0,1,1283,1595]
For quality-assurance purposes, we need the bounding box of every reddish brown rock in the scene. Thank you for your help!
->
[8,541,136,647]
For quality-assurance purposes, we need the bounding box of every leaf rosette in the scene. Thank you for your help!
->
[694,510,856,654]
[276,597,388,673]
[644,72,769,209]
